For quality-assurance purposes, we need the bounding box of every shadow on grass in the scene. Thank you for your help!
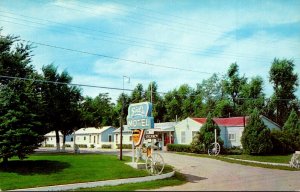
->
[0,160,70,175]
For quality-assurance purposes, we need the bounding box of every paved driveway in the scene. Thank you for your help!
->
[155,152,300,191]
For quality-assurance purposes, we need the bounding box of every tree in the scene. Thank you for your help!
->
[131,83,144,103]
[223,63,247,115]
[41,64,81,151]
[144,81,165,122]
[0,33,44,164]
[241,108,273,155]
[80,93,115,128]
[198,113,223,152]
[196,74,225,117]
[115,93,131,127]
[269,58,299,126]
[239,76,265,115]
[282,109,300,150]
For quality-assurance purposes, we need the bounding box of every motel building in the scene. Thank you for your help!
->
[114,115,280,151]
[113,122,176,150]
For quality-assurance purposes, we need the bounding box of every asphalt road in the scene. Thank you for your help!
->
[154,152,300,191]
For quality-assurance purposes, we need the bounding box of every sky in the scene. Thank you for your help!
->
[0,0,299,103]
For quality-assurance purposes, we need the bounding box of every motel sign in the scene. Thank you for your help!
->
[127,102,154,130]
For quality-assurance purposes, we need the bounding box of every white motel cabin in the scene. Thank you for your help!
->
[43,126,116,149]
[174,116,281,148]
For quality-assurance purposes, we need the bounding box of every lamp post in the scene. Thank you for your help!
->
[120,75,130,160]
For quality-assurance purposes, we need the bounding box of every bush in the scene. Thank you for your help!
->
[44,144,54,147]
[77,144,88,148]
[90,144,95,148]
[102,144,112,149]
[241,109,273,155]
[65,144,71,148]
[116,144,132,149]
[270,130,294,154]
[167,144,192,153]
[223,146,243,155]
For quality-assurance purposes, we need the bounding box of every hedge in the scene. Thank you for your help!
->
[116,144,132,149]
[77,144,88,148]
[102,144,112,149]
[167,144,192,152]
[44,144,54,148]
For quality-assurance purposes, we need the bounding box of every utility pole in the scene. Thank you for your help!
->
[120,75,130,160]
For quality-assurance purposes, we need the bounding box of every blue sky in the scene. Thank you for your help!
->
[0,0,299,103]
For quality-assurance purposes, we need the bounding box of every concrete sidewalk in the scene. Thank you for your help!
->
[11,171,175,191]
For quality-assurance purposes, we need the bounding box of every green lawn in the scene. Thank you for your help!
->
[0,153,149,190]
[224,154,293,164]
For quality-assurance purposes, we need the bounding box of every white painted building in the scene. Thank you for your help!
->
[42,126,116,149]
[113,122,177,150]
[174,116,281,148]
[74,126,116,148]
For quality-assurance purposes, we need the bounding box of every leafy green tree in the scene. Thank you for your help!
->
[198,113,223,152]
[163,89,181,121]
[241,108,273,155]
[282,109,300,150]
[0,34,44,164]
[196,73,226,116]
[269,58,298,126]
[224,63,247,114]
[213,99,233,117]
[239,76,265,115]
[131,83,145,103]
[144,81,165,122]
[41,64,81,151]
[115,93,131,127]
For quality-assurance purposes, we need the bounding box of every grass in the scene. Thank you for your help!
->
[0,153,149,190]
[224,154,292,164]
[175,152,298,171]
[75,171,187,191]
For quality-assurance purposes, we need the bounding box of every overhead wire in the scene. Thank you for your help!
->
[54,0,300,47]
[0,35,212,74]
[0,75,297,102]
[1,14,299,63]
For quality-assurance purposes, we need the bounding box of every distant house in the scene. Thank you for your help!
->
[74,126,116,148]
[43,126,116,149]
[42,131,73,147]
[174,116,281,148]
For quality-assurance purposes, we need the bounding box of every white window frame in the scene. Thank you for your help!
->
[228,133,236,141]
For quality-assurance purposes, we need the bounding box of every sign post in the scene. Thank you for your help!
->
[126,102,154,165]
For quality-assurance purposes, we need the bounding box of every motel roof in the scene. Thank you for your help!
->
[192,117,249,127]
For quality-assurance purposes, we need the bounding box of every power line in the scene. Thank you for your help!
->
[0,75,297,102]
[1,16,299,63]
[0,35,211,75]
[52,0,300,48]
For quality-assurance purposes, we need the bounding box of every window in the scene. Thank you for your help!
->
[84,136,86,141]
[109,135,112,142]
[129,136,132,141]
[70,137,73,142]
[116,134,118,143]
[229,133,236,141]
[181,131,186,143]
[94,136,96,143]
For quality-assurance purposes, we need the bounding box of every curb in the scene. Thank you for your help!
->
[11,171,175,191]
[224,157,290,167]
